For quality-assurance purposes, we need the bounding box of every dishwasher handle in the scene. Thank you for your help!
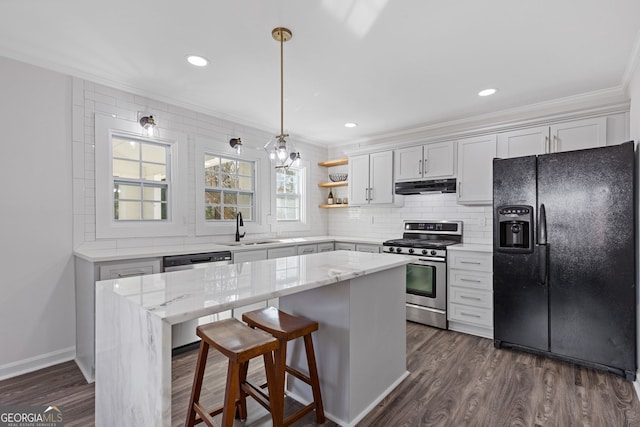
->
[163,251,232,270]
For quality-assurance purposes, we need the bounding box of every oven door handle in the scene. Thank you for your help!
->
[413,257,446,263]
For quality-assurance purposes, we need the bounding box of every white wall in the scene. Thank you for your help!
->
[0,57,75,379]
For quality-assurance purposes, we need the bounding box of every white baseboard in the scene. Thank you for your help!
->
[0,346,76,381]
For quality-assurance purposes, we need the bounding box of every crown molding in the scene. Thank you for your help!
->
[622,28,640,92]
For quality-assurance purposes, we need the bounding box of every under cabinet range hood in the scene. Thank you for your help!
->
[394,178,457,195]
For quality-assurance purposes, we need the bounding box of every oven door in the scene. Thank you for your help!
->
[406,257,446,311]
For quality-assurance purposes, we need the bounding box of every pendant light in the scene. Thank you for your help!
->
[264,27,301,169]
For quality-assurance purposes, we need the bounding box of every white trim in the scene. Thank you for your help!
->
[194,136,271,236]
[95,114,188,238]
[622,29,640,91]
[0,347,75,381]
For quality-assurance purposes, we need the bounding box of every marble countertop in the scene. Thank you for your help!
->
[448,243,493,252]
[96,250,411,325]
[75,235,385,262]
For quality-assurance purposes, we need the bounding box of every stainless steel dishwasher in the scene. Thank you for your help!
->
[163,251,232,350]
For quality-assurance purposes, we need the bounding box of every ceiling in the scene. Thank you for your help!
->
[1,1,639,146]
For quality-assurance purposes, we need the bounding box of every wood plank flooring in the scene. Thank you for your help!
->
[1,322,639,426]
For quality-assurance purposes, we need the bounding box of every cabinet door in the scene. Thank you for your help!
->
[297,244,318,255]
[267,246,297,259]
[550,117,606,153]
[317,242,334,252]
[423,141,455,178]
[497,126,548,158]
[394,146,424,181]
[355,243,380,253]
[348,154,370,205]
[369,151,394,205]
[233,249,268,263]
[334,242,356,251]
[457,135,497,205]
[99,258,162,280]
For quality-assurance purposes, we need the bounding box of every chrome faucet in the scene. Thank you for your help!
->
[235,212,246,242]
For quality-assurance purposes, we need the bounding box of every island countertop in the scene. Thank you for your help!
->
[97,250,411,325]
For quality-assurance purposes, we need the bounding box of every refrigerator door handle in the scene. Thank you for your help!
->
[538,203,548,285]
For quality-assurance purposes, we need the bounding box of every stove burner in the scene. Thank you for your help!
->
[382,238,459,249]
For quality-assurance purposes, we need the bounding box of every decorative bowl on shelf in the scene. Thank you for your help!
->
[329,173,348,182]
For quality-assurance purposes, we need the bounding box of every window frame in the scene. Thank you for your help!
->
[95,114,188,238]
[203,154,256,222]
[195,136,270,236]
[272,160,311,233]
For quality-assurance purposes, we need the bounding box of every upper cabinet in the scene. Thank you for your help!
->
[349,151,394,206]
[457,134,497,205]
[497,117,607,158]
[395,141,456,181]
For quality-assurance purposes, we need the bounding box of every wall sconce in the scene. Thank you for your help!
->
[229,137,243,155]
[139,115,156,136]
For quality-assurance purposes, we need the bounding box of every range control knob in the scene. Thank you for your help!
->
[430,250,437,256]
[387,247,394,252]
[395,247,402,253]
[422,249,428,255]
[408,248,414,254]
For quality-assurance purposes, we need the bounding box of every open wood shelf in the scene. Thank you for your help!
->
[319,204,350,209]
[318,181,348,188]
[318,158,348,167]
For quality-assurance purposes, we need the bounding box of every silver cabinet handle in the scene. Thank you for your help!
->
[117,271,146,278]
[370,187,374,201]
[460,312,482,318]
[553,135,558,152]
[545,135,550,154]
[457,181,462,198]
[460,278,482,283]
[460,260,481,265]
[418,159,422,175]
[424,158,428,174]
[460,295,482,301]
[365,188,369,201]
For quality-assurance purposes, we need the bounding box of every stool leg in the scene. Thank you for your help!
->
[303,334,325,423]
[184,341,210,427]
[236,361,249,420]
[263,351,284,427]
[221,360,240,427]
[274,339,288,425]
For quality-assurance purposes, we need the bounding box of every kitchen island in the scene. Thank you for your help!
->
[95,250,411,427]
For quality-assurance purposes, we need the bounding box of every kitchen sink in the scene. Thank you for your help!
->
[225,240,279,246]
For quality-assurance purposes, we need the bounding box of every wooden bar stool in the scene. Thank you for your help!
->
[242,306,325,426]
[184,318,282,427]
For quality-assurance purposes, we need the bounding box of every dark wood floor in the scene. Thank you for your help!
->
[2,322,639,426]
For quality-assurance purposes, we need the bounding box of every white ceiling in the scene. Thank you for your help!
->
[1,1,639,146]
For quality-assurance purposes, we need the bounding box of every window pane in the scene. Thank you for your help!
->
[115,201,141,220]
[287,197,298,208]
[205,155,220,171]
[205,206,221,220]
[205,190,221,204]
[142,202,166,220]
[238,193,252,206]
[238,176,252,191]
[238,161,252,175]
[141,163,166,181]
[221,173,237,189]
[115,183,141,200]
[205,169,219,187]
[113,138,139,160]
[141,144,166,164]
[143,185,166,202]
[223,207,237,219]
[238,207,252,220]
[223,192,237,205]
[220,158,236,174]
[113,159,140,179]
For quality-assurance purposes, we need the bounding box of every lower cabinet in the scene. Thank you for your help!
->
[447,249,493,339]
[268,246,297,259]
[335,242,356,251]
[297,244,318,255]
[233,249,267,263]
[317,242,334,252]
[355,243,381,253]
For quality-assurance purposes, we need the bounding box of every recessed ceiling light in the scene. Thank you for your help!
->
[478,88,497,97]
[187,55,209,67]
[344,122,358,128]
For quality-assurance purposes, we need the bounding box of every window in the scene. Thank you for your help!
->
[276,167,301,221]
[95,115,187,239]
[112,136,169,221]
[203,154,255,221]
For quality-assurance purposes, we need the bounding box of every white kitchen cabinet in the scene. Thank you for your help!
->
[335,242,356,251]
[297,244,318,255]
[267,246,297,259]
[395,141,456,181]
[348,151,394,206]
[317,242,334,252]
[497,117,607,158]
[355,243,381,253]
[233,249,268,263]
[456,134,497,205]
[447,249,493,339]
[98,258,162,280]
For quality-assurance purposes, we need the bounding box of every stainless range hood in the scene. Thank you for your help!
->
[394,178,457,195]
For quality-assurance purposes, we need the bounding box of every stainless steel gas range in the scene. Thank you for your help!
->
[383,220,463,329]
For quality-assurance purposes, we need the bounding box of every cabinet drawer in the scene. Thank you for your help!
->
[317,242,334,252]
[297,244,318,255]
[449,287,492,309]
[267,246,297,259]
[356,243,380,253]
[448,303,492,327]
[449,269,492,291]
[449,251,492,272]
[99,259,162,280]
[335,242,356,251]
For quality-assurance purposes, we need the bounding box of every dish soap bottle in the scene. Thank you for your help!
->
[328,189,334,205]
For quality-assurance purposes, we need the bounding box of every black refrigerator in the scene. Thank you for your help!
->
[493,141,636,380]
